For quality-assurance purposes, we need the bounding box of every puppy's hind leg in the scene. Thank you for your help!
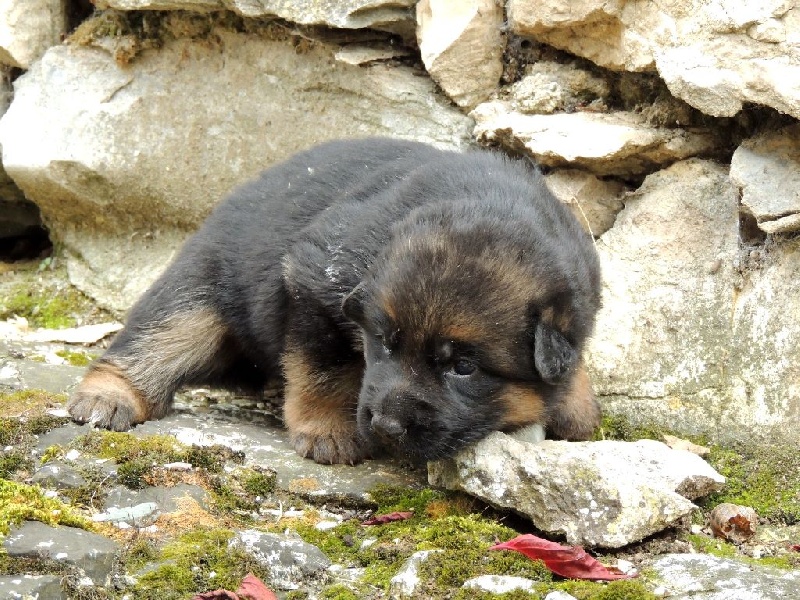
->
[68,307,232,431]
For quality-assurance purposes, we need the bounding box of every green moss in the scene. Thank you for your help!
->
[317,585,360,600]
[682,533,798,570]
[367,484,448,514]
[0,284,95,329]
[701,443,800,524]
[128,528,271,599]
[242,467,277,497]
[0,448,32,479]
[551,579,659,600]
[592,414,665,442]
[0,389,68,416]
[0,480,93,536]
[55,349,94,367]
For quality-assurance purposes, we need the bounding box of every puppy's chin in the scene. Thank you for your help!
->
[357,416,494,465]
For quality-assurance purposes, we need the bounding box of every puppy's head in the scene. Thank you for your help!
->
[342,204,600,463]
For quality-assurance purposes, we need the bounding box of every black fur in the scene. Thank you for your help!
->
[69,138,602,464]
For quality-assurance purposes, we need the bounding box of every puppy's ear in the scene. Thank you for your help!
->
[342,283,368,325]
[533,319,577,384]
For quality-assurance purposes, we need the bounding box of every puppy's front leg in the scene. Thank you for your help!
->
[282,344,367,465]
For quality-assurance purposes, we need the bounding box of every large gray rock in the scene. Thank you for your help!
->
[416,0,504,110]
[471,102,716,176]
[649,554,800,600]
[0,0,65,68]
[731,124,800,234]
[95,0,417,32]
[428,433,725,548]
[0,26,471,313]
[3,521,120,585]
[507,0,800,119]
[232,529,331,590]
[588,159,800,443]
[0,574,64,600]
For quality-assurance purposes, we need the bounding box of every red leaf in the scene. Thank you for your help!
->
[237,574,278,600]
[490,534,635,581]
[191,574,277,600]
[361,511,414,525]
[791,544,800,552]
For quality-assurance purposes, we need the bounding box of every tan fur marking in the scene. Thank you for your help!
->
[120,308,229,413]
[549,363,600,440]
[67,362,150,430]
[440,321,487,343]
[498,383,547,429]
[282,347,364,464]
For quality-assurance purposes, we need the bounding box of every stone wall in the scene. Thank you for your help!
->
[0,0,798,444]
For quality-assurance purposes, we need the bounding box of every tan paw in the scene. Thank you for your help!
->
[290,430,369,465]
[67,364,149,431]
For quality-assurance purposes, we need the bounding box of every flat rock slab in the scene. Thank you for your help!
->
[131,412,426,503]
[731,123,800,234]
[471,103,716,176]
[232,530,331,590]
[3,521,120,585]
[0,574,64,600]
[649,553,800,599]
[428,433,725,548]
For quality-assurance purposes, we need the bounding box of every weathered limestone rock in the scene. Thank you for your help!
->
[3,521,120,585]
[731,124,800,234]
[95,0,417,32]
[416,0,504,110]
[389,549,442,599]
[0,574,64,600]
[649,554,800,600]
[233,530,331,590]
[428,433,725,548]
[472,102,716,176]
[588,160,800,442]
[543,169,627,236]
[507,0,800,119]
[462,575,535,594]
[0,0,65,69]
[508,61,610,114]
[0,26,471,313]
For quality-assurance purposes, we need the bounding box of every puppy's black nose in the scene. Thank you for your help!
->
[370,413,405,440]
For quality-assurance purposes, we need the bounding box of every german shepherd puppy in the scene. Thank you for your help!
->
[68,138,602,465]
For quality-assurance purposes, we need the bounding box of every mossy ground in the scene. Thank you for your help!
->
[1,386,797,597]
[0,260,109,329]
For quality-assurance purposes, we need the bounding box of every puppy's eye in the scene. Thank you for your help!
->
[452,359,476,376]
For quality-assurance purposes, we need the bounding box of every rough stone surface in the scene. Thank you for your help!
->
[0,0,65,69]
[3,521,120,585]
[462,574,535,593]
[232,529,331,590]
[95,0,417,32]
[30,461,88,490]
[731,123,800,233]
[0,574,64,600]
[543,168,627,236]
[508,61,610,114]
[0,28,471,313]
[389,549,442,599]
[428,433,725,548]
[416,0,504,110]
[472,102,717,175]
[648,553,800,600]
[507,0,800,119]
[588,159,800,442]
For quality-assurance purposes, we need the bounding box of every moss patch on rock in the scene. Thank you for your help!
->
[0,282,98,329]
[0,480,93,536]
[124,527,271,599]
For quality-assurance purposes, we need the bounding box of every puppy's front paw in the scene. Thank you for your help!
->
[67,364,148,431]
[291,430,369,465]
